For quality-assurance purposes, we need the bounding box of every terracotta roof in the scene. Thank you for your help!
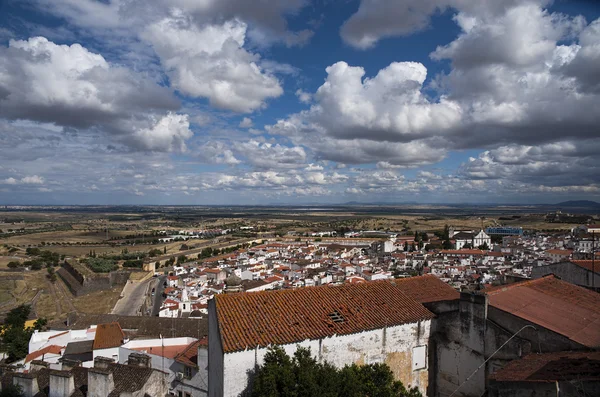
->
[93,322,125,350]
[25,345,62,363]
[130,344,189,359]
[48,331,69,340]
[394,275,460,303]
[490,351,600,382]
[215,281,435,353]
[486,275,600,348]
[570,260,600,274]
[174,340,202,367]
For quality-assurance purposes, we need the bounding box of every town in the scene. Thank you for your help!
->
[1,206,598,397]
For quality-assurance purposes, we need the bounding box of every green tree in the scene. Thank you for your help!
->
[7,261,20,269]
[478,242,489,250]
[247,346,422,397]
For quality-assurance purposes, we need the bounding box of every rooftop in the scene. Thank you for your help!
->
[486,275,600,348]
[215,280,434,353]
[393,275,460,303]
[25,345,62,364]
[570,260,600,274]
[490,351,600,382]
[92,322,125,350]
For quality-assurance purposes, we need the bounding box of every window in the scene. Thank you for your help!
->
[412,345,427,371]
[328,310,344,323]
[185,393,191,397]
[177,391,183,397]
[184,366,193,379]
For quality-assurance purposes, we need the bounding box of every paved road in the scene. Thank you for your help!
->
[111,277,154,316]
[151,276,166,316]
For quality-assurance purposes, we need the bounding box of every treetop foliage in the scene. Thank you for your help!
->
[246,346,423,397]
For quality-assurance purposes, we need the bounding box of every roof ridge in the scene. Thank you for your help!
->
[486,274,556,295]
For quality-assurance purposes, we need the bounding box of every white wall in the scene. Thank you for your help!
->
[222,320,431,397]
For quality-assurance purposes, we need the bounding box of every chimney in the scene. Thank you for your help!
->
[13,373,39,397]
[30,360,50,373]
[127,352,151,368]
[87,368,114,397]
[48,369,75,397]
[59,358,81,371]
[93,356,114,370]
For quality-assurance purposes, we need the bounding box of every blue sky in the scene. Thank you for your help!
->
[0,0,599,205]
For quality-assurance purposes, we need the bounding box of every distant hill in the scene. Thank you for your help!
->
[555,200,600,208]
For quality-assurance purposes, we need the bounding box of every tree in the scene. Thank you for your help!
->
[7,261,20,268]
[246,346,422,397]
[478,242,489,250]
[1,305,34,363]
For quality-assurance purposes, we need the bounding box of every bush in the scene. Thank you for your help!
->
[123,259,143,268]
[7,261,20,268]
[85,257,118,273]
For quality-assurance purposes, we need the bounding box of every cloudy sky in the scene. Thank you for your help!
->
[0,0,599,205]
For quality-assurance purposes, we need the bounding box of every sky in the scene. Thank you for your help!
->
[0,0,599,205]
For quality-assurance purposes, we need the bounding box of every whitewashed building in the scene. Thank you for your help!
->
[208,281,437,397]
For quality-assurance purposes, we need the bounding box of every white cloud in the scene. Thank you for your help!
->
[233,140,307,169]
[2,175,44,185]
[132,113,193,152]
[0,36,186,152]
[239,117,253,128]
[295,89,312,104]
[21,175,44,184]
[340,0,551,49]
[143,14,283,113]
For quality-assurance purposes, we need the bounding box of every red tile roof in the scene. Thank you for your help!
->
[215,281,435,353]
[486,275,600,348]
[394,275,460,303]
[93,322,125,350]
[174,340,202,367]
[25,345,62,363]
[570,260,600,274]
[130,344,189,359]
[490,351,600,382]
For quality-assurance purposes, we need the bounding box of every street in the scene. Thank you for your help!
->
[111,277,155,316]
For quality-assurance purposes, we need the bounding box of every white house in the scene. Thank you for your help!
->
[208,281,435,397]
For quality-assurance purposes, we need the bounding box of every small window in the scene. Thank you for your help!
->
[412,345,427,371]
[178,391,183,397]
[185,393,191,397]
[328,310,344,323]
[184,366,193,379]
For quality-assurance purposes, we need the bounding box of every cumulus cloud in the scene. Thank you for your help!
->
[132,113,193,152]
[268,5,600,172]
[0,36,193,152]
[0,37,178,125]
[340,0,550,49]
[143,14,283,113]
[233,140,307,169]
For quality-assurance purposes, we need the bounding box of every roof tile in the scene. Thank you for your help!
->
[215,280,434,353]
